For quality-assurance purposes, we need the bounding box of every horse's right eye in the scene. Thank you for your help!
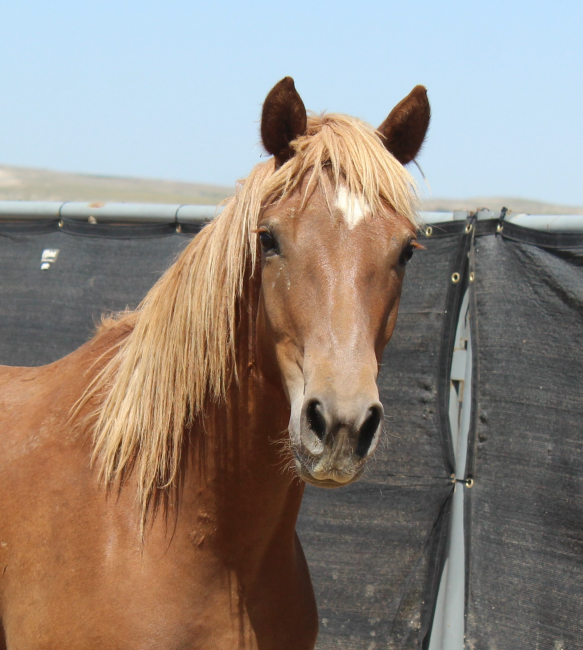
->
[258,230,278,256]
[399,244,415,266]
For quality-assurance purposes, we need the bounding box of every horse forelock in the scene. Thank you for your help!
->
[83,111,420,524]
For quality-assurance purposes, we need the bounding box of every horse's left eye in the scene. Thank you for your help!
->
[259,230,278,255]
[399,244,415,266]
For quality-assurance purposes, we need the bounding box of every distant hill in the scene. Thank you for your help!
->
[0,164,233,205]
[421,196,583,215]
[1,164,582,215]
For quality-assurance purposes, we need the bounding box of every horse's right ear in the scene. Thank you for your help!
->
[378,85,431,165]
[261,77,307,166]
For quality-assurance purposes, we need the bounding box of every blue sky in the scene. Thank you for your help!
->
[1,0,581,204]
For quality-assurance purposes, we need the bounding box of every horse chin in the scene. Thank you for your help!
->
[293,457,365,489]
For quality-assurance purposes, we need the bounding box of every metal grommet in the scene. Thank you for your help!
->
[469,272,475,283]
[496,223,504,233]
[58,219,64,228]
[425,226,433,237]
[176,224,182,234]
[451,272,460,284]
[465,223,473,233]
[465,478,474,488]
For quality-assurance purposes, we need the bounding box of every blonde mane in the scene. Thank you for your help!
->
[83,112,420,517]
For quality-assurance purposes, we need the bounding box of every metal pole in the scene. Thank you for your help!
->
[428,289,472,650]
[0,201,223,224]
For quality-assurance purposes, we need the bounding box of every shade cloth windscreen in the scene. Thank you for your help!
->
[0,220,456,649]
[0,224,186,366]
[2,218,582,650]
[465,233,583,650]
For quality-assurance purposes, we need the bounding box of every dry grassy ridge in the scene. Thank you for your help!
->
[1,164,582,214]
[0,164,233,205]
[422,196,583,215]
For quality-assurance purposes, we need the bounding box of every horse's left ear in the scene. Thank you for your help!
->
[261,77,308,166]
[378,85,430,165]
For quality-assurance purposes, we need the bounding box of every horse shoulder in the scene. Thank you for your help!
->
[0,325,129,474]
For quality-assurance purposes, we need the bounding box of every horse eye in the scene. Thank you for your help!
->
[258,230,278,255]
[399,244,415,266]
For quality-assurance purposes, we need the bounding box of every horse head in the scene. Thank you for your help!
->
[257,77,430,488]
[83,77,430,517]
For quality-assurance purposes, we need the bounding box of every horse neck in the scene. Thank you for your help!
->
[186,267,304,560]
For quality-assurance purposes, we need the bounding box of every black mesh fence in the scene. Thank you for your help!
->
[0,215,581,649]
[464,224,583,650]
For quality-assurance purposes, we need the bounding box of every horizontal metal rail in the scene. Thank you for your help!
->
[424,209,583,230]
[0,201,582,230]
[0,201,223,224]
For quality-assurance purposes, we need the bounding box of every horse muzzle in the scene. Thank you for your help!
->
[290,394,384,487]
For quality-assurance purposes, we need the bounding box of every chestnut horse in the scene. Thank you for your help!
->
[0,78,430,649]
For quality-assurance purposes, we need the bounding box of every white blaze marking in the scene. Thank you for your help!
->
[335,186,370,229]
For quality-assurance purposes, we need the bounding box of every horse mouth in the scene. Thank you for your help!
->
[293,455,364,488]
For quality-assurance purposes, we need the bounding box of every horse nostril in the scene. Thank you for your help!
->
[306,399,327,441]
[355,405,382,458]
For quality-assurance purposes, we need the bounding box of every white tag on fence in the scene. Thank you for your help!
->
[40,249,59,270]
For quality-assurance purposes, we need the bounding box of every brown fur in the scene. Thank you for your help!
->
[0,311,318,649]
[0,79,429,649]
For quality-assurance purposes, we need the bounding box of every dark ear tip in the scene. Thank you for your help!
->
[410,86,430,108]
[271,76,296,94]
